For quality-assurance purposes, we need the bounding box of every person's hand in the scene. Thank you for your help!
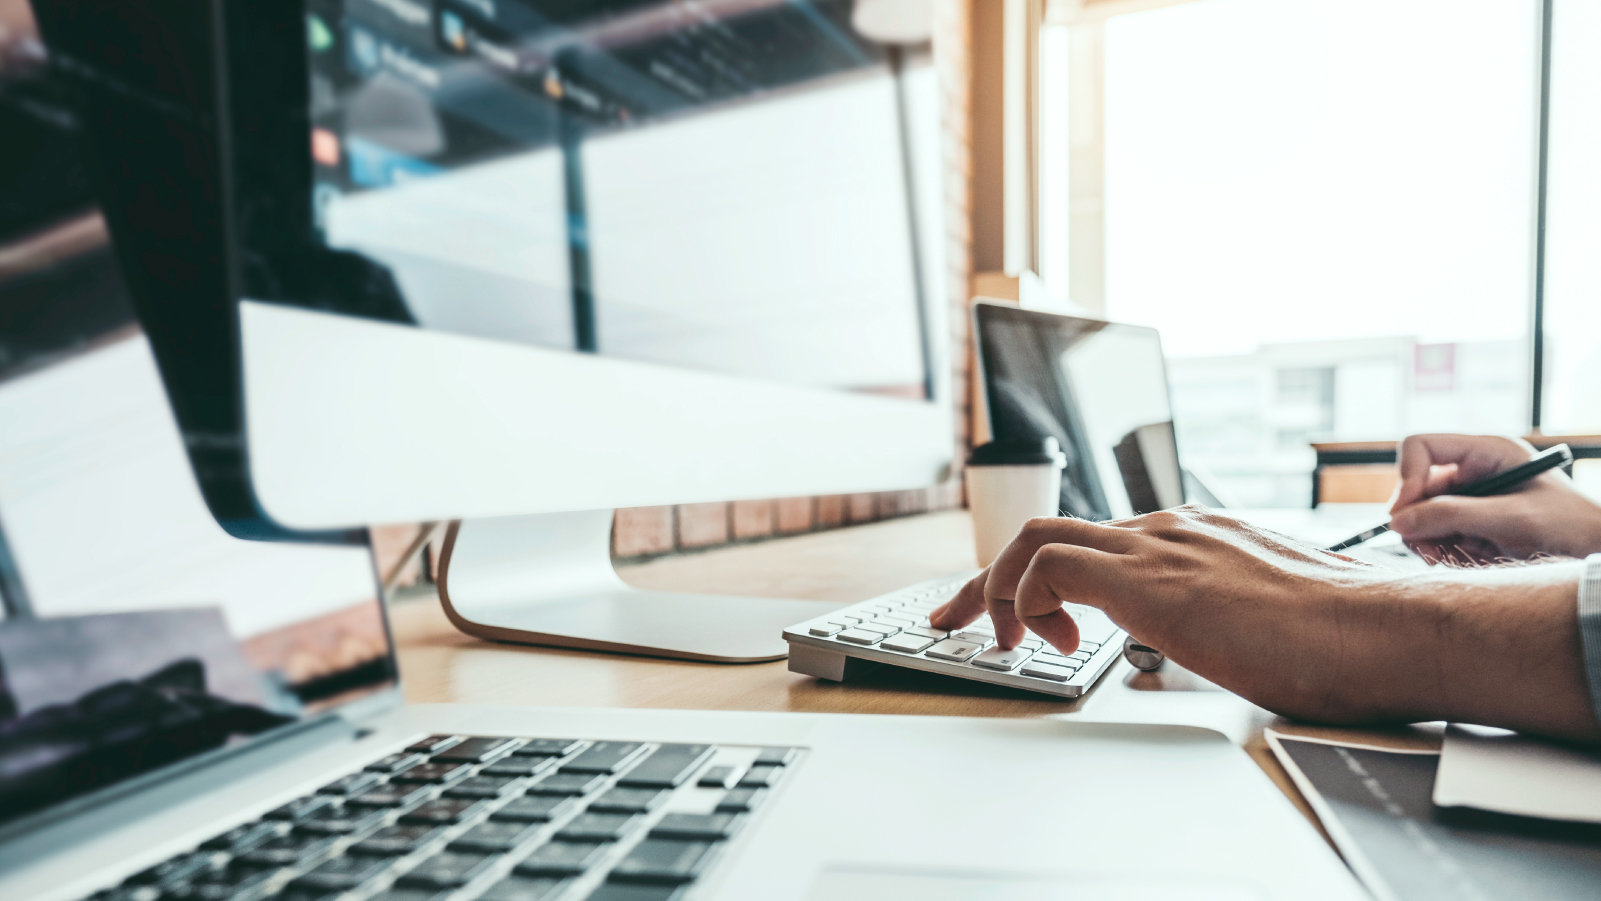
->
[1389,434,1601,563]
[928,507,1601,741]
[929,507,1410,724]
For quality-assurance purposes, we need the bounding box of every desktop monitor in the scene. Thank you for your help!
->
[35,0,951,661]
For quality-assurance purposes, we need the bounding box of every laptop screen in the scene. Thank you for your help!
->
[0,0,397,833]
[976,304,1185,521]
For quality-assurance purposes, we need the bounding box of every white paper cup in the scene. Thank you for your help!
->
[965,438,1066,566]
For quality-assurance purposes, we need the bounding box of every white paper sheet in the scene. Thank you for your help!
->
[1434,723,1601,824]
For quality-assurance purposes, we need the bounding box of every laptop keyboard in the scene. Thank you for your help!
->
[84,735,798,901]
[784,575,1127,698]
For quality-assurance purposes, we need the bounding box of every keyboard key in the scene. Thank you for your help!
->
[1066,651,1093,664]
[924,639,982,662]
[1034,652,1079,668]
[201,820,287,852]
[396,851,498,888]
[696,766,737,788]
[288,854,393,892]
[366,751,427,774]
[265,794,336,822]
[236,835,336,869]
[1018,638,1044,650]
[445,774,525,799]
[493,795,577,823]
[392,762,474,785]
[753,747,797,767]
[586,884,686,901]
[557,812,639,842]
[951,630,993,647]
[649,813,741,841]
[479,876,571,900]
[879,634,935,654]
[346,782,434,809]
[715,788,767,812]
[128,852,226,887]
[320,771,383,795]
[618,744,713,788]
[483,757,560,779]
[350,823,448,856]
[970,646,1032,671]
[609,839,717,885]
[736,765,783,788]
[835,628,882,645]
[513,738,585,758]
[1020,661,1077,682]
[590,787,669,814]
[856,622,899,637]
[406,735,462,755]
[400,797,487,824]
[905,626,948,640]
[531,772,608,796]
[876,615,914,627]
[449,819,543,853]
[807,623,845,637]
[295,805,388,836]
[516,840,609,876]
[433,736,522,763]
[562,741,646,774]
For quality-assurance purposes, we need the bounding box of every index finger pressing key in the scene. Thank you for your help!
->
[928,569,989,632]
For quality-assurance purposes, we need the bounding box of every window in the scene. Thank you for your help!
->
[1078,0,1539,506]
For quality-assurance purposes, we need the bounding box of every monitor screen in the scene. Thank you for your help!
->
[295,0,931,399]
[0,0,396,833]
[977,305,1185,521]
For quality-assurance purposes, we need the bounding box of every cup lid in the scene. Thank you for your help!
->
[967,437,1067,468]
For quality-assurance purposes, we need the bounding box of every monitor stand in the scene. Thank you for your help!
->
[434,511,840,663]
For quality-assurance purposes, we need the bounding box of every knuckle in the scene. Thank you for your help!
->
[1019,516,1059,539]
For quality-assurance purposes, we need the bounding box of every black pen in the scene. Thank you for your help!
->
[1325,443,1575,552]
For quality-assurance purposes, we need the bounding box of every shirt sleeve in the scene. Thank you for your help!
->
[1578,553,1601,726]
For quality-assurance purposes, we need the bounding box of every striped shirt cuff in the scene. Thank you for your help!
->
[1579,554,1601,727]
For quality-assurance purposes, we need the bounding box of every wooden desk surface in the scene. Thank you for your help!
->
[390,510,1443,836]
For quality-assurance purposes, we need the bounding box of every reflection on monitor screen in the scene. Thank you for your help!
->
[302,0,929,397]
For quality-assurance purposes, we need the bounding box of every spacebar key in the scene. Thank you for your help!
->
[618,744,714,788]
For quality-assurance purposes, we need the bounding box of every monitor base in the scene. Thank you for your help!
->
[434,511,839,663]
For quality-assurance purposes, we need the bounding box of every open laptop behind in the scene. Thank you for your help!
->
[974,302,1401,551]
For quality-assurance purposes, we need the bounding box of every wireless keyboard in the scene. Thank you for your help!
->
[783,574,1127,698]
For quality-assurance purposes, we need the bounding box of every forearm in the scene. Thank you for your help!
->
[1377,560,1601,742]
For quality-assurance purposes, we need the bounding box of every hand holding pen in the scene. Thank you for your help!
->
[1334,438,1586,561]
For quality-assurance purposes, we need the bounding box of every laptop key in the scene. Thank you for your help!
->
[449,819,544,853]
[696,766,737,788]
[393,762,475,784]
[512,738,584,758]
[562,741,647,774]
[295,805,388,836]
[649,813,742,841]
[432,736,522,763]
[924,639,982,662]
[609,839,717,885]
[493,794,577,823]
[484,757,560,779]
[970,646,1032,671]
[265,794,336,822]
[319,770,383,795]
[557,812,639,842]
[351,823,448,856]
[479,875,572,900]
[590,787,669,813]
[516,840,609,876]
[736,765,783,788]
[128,852,226,887]
[530,772,608,796]
[406,735,463,755]
[200,820,287,852]
[288,853,394,891]
[401,797,487,824]
[445,774,525,799]
[586,885,686,901]
[753,747,796,767]
[366,751,428,773]
[715,788,767,812]
[346,782,434,809]
[617,744,713,788]
[397,851,498,888]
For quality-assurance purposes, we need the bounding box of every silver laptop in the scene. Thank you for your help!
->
[0,276,1371,901]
